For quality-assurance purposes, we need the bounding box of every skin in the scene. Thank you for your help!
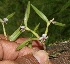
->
[0,34,52,64]
[0,60,18,64]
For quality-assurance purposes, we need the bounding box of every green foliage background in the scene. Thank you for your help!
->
[0,0,70,44]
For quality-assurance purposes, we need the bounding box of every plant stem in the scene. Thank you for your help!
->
[2,23,7,39]
[45,22,50,34]
[45,26,48,34]
[25,27,40,38]
[31,38,39,40]
[42,42,46,51]
[30,30,40,38]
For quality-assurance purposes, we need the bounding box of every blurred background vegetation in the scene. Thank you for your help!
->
[0,0,70,44]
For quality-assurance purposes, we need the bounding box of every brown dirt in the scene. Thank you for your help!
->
[47,41,70,64]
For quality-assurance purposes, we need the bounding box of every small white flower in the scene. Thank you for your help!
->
[39,34,48,42]
[20,26,25,32]
[3,18,8,23]
[42,34,47,38]
[50,18,56,24]
[50,18,54,22]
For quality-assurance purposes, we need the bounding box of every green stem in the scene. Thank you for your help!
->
[45,26,48,34]
[42,42,46,51]
[25,27,40,38]
[30,30,40,38]
[31,38,39,40]
[45,22,50,34]
[2,23,7,39]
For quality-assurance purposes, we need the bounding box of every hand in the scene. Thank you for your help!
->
[0,34,51,64]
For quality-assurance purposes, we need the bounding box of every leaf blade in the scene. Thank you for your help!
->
[31,4,49,23]
[59,0,70,13]
[9,27,22,41]
[54,22,65,26]
[34,23,40,32]
[16,38,31,50]
[24,1,30,27]
[6,12,15,19]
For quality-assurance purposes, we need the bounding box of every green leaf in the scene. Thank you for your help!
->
[54,22,65,26]
[16,38,31,50]
[6,12,15,19]
[9,27,22,41]
[59,0,70,13]
[16,38,38,50]
[24,1,30,27]
[31,4,49,23]
[31,23,40,37]
[34,23,40,32]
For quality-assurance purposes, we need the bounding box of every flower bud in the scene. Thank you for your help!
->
[3,18,8,23]
[20,26,25,32]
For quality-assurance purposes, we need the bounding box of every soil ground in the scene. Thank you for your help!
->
[47,40,70,64]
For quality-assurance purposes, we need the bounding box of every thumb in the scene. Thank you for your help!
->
[33,50,50,64]
[15,50,51,64]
